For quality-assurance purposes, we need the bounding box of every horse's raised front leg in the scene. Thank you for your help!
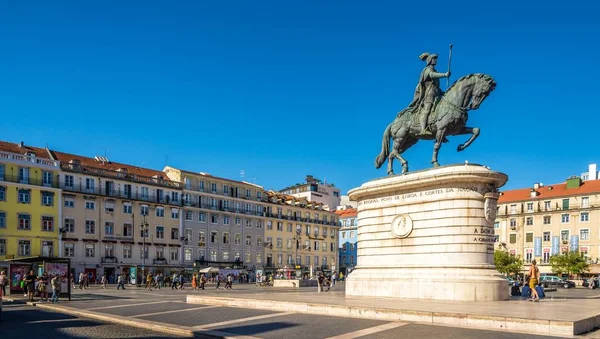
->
[456,127,480,152]
[431,128,446,167]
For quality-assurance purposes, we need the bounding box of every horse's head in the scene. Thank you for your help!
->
[445,73,496,110]
[469,74,496,110]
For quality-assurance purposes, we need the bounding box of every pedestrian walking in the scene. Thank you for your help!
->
[171,273,178,289]
[25,270,37,302]
[528,260,541,302]
[216,275,221,290]
[101,274,107,289]
[200,274,206,290]
[50,274,61,304]
[317,273,324,293]
[117,275,126,290]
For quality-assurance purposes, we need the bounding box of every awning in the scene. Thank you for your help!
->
[198,267,219,273]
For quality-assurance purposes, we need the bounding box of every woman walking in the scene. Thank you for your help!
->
[528,260,541,302]
[192,274,198,290]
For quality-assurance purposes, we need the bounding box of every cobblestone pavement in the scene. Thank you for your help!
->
[4,284,600,338]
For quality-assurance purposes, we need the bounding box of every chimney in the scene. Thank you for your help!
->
[19,141,24,148]
[590,164,598,180]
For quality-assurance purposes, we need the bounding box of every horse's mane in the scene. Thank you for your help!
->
[446,73,495,93]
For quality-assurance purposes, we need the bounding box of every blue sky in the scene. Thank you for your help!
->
[1,1,599,194]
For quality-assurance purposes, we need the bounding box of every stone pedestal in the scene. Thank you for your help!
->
[345,164,509,301]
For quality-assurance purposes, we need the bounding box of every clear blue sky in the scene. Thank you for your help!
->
[2,1,599,194]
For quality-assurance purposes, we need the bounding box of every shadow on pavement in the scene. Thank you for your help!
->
[199,321,298,336]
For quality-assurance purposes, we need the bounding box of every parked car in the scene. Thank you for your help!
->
[539,275,576,288]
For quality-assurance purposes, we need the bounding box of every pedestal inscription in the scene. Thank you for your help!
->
[345,164,509,301]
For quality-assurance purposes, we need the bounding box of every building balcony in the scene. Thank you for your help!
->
[59,183,183,206]
[153,258,168,264]
[101,256,118,264]
[0,174,60,189]
[61,163,182,190]
[0,150,60,170]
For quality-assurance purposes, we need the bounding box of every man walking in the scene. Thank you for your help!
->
[117,274,125,290]
[50,274,61,304]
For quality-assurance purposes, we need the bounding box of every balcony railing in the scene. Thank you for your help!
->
[153,258,168,264]
[0,150,60,168]
[60,183,183,206]
[101,256,118,263]
[0,174,60,188]
[61,163,182,189]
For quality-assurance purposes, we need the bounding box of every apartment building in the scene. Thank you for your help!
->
[495,164,600,274]
[336,207,358,274]
[263,191,339,276]
[0,141,62,270]
[279,175,341,211]
[163,167,267,270]
[50,151,184,282]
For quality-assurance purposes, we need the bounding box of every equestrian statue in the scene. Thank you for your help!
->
[374,46,497,175]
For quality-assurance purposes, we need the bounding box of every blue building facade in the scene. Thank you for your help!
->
[336,208,358,274]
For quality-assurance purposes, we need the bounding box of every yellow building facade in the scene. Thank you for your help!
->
[495,174,600,274]
[0,141,62,265]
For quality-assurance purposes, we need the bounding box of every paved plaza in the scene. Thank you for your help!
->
[4,283,600,338]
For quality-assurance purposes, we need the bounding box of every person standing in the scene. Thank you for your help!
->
[24,270,37,302]
[50,274,61,304]
[39,272,49,301]
[192,274,198,290]
[0,270,7,296]
[317,273,324,293]
[528,260,541,302]
[101,274,107,289]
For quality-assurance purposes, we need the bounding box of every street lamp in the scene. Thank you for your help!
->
[294,228,302,269]
[140,214,149,275]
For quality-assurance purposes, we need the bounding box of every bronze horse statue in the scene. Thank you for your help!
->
[375,73,497,175]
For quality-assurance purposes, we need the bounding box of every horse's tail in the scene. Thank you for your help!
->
[374,123,392,169]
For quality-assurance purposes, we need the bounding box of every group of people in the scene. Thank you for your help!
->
[15,270,62,303]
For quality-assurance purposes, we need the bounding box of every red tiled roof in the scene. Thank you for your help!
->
[50,150,176,183]
[498,179,600,203]
[335,208,357,218]
[0,141,52,159]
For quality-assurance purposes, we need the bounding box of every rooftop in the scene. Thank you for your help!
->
[0,140,53,159]
[499,178,600,203]
[335,208,357,218]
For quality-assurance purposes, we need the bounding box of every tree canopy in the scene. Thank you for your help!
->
[550,251,589,276]
[494,250,523,276]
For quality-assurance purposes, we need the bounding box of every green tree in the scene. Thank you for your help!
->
[550,251,590,277]
[494,250,523,276]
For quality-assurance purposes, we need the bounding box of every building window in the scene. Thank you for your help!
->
[185,211,193,221]
[123,223,133,237]
[349,231,355,238]
[235,218,241,226]
[525,250,533,263]
[85,201,95,210]
[211,214,218,224]
[234,233,241,245]
[525,232,533,243]
[246,219,252,228]
[510,204,516,214]
[0,165,4,181]
[0,186,5,201]
[581,229,590,241]
[199,212,205,222]
[257,236,263,247]
[561,230,569,241]
[223,232,230,244]
[85,244,95,258]
[581,212,589,222]
[257,220,262,229]
[185,248,192,261]
[543,216,551,225]
[123,202,132,214]
[63,174,74,188]
[543,250,550,264]
[256,252,262,264]
[18,214,31,230]
[64,197,74,208]
[544,201,551,210]
[561,214,569,223]
[209,249,217,261]
[104,244,114,257]
[526,202,533,212]
[18,167,29,184]
[509,219,516,227]
[276,238,283,248]
[245,235,252,246]
[170,248,179,261]
[104,221,114,235]
[543,231,551,242]
[156,206,164,217]
[0,212,5,228]
[509,234,517,244]
[141,187,149,199]
[85,220,96,234]
[562,199,569,210]
[141,205,149,216]
[18,189,31,204]
[198,231,206,246]
[341,231,346,239]
[156,226,164,239]
[85,178,95,191]
[64,243,74,257]
[211,231,218,244]
[223,216,230,225]
[582,197,590,208]
[42,192,54,206]
[156,247,164,259]
[140,246,149,259]
[222,251,229,261]
[123,246,132,259]
[19,240,31,256]
[494,222,499,229]
[42,216,54,231]
[171,228,179,240]
[526,217,533,226]
[171,209,179,219]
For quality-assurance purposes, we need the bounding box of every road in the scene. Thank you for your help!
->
[4,284,600,338]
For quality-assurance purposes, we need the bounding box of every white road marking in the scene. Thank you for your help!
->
[28,318,84,324]
[86,300,170,310]
[132,305,220,318]
[325,321,408,339]
[192,311,294,330]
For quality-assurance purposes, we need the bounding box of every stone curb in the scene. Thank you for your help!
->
[187,295,591,337]
[34,303,196,338]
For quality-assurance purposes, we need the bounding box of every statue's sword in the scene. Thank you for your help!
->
[446,44,453,88]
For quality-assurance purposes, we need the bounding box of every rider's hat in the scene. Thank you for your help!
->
[419,53,438,65]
